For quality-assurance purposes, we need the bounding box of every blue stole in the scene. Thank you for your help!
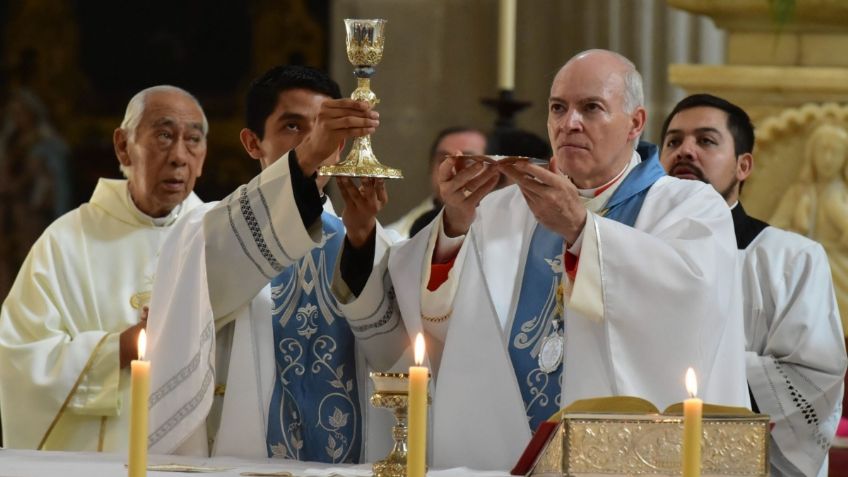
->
[266,213,362,463]
[507,143,665,431]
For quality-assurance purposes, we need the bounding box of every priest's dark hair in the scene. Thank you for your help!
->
[245,65,342,139]
[428,126,487,163]
[660,93,755,157]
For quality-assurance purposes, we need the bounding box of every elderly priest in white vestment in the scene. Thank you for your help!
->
[333,49,750,471]
[0,85,207,451]
[661,93,847,477]
[145,65,401,463]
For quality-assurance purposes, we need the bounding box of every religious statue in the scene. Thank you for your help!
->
[771,122,848,330]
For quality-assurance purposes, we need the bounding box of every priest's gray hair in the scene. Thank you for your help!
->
[621,62,644,115]
[118,85,208,178]
[620,57,644,148]
[567,49,644,148]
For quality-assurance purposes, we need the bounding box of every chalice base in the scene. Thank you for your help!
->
[372,453,408,477]
[319,136,403,179]
[319,162,403,179]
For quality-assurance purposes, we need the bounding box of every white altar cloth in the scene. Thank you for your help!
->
[0,449,511,477]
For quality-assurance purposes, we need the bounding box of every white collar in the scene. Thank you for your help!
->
[575,152,639,198]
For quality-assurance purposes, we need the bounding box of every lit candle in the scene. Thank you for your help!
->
[129,329,150,477]
[407,333,428,477]
[497,0,516,90]
[682,367,702,477]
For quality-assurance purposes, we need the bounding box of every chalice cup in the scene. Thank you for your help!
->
[370,372,410,477]
[319,18,403,179]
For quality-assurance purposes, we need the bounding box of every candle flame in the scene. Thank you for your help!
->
[685,367,698,398]
[414,333,425,365]
[138,329,147,361]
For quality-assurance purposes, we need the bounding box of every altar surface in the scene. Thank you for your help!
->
[0,449,511,477]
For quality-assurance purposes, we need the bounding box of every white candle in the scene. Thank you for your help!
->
[497,0,517,90]
[682,367,702,477]
[129,330,149,477]
[407,333,428,477]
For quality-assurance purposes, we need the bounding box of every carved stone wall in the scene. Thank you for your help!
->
[667,0,848,123]
[743,104,848,331]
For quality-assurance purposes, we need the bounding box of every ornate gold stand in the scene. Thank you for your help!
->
[370,392,409,477]
[320,18,403,179]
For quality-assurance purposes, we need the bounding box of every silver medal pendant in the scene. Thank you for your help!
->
[538,332,564,373]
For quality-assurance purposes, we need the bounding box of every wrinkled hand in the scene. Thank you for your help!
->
[439,157,500,237]
[499,161,586,243]
[294,99,379,176]
[338,177,388,248]
[119,306,148,369]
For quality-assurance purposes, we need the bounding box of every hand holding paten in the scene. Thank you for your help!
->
[294,99,378,177]
[439,155,500,238]
[338,177,388,248]
[500,160,586,244]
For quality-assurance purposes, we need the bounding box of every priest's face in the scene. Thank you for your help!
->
[116,90,207,218]
[547,52,645,189]
[660,106,752,205]
[241,88,335,189]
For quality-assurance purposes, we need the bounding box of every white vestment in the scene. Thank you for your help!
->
[739,220,846,477]
[338,158,750,470]
[387,196,437,238]
[146,155,398,461]
[0,179,201,451]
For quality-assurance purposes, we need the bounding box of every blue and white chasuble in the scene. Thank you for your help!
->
[266,213,362,463]
[508,143,666,431]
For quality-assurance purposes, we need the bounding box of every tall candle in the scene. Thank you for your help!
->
[682,367,702,477]
[497,0,516,90]
[129,329,150,477]
[407,333,428,477]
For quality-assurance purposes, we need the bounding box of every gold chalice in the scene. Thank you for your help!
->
[370,372,410,477]
[319,18,403,179]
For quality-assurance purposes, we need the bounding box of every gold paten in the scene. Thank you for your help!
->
[319,19,402,180]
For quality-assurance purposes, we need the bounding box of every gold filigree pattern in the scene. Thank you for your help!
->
[351,78,378,106]
[320,19,402,179]
[320,163,403,179]
[370,392,409,477]
[347,38,385,66]
[531,414,769,477]
[531,424,563,477]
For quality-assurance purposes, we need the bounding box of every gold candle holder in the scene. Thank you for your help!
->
[319,18,403,179]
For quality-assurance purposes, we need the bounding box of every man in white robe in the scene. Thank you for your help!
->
[146,65,403,462]
[333,50,750,470]
[660,93,847,477]
[0,85,207,451]
[387,127,486,238]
